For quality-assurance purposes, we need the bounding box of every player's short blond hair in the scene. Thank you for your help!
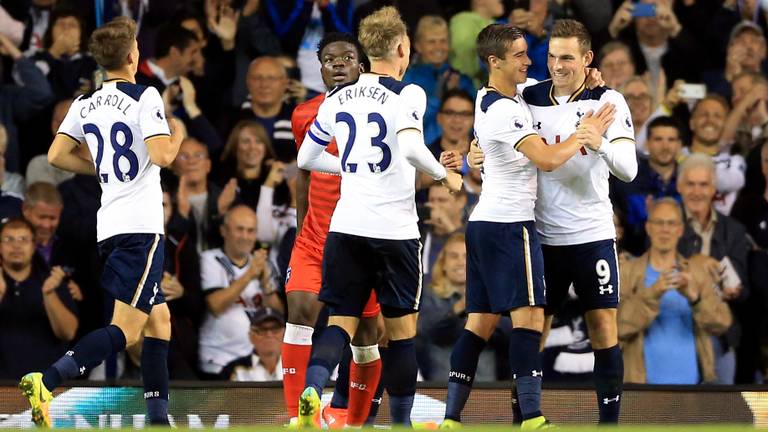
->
[89,17,137,71]
[358,6,407,61]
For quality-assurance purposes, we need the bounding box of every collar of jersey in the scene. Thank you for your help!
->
[102,78,131,84]
[485,85,517,100]
[548,79,586,105]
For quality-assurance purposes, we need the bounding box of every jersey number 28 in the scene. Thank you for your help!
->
[336,112,391,173]
[84,121,139,183]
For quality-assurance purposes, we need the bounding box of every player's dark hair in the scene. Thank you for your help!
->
[551,19,591,54]
[476,24,525,68]
[154,24,198,59]
[647,116,682,140]
[440,88,474,111]
[317,32,370,72]
[43,6,86,51]
[89,17,137,71]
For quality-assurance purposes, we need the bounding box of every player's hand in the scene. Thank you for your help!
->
[576,122,603,151]
[580,103,616,136]
[264,160,286,188]
[440,171,463,193]
[584,67,605,89]
[43,266,67,296]
[248,249,268,279]
[218,178,238,215]
[608,1,634,38]
[440,150,463,171]
[162,272,185,301]
[467,139,485,169]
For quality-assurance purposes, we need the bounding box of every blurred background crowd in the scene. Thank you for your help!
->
[0,0,766,387]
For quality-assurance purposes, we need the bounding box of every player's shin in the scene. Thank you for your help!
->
[141,337,170,425]
[445,329,486,423]
[43,324,127,391]
[347,344,381,426]
[594,345,623,423]
[282,323,314,418]
[330,345,352,409]
[383,338,417,426]
[365,347,387,426]
[509,328,544,421]
[305,325,351,395]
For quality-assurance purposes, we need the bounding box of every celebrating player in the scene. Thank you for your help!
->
[282,32,383,429]
[442,23,614,430]
[295,6,462,428]
[469,19,637,425]
[19,17,183,427]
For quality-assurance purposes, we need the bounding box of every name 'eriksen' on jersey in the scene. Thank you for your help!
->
[336,85,389,106]
[79,94,132,118]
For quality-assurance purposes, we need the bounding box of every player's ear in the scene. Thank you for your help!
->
[584,50,594,67]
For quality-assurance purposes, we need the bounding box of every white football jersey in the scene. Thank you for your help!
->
[522,82,635,245]
[198,248,269,373]
[57,79,170,242]
[307,73,426,240]
[469,87,538,223]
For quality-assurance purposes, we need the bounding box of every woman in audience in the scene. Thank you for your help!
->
[218,120,293,248]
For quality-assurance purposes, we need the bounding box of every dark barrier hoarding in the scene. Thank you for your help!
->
[0,383,762,428]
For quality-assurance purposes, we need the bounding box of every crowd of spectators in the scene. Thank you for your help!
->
[0,0,767,386]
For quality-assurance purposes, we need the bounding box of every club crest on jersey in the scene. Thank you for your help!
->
[511,117,524,130]
[152,107,165,123]
[411,111,419,121]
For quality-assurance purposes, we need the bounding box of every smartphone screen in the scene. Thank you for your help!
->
[632,3,656,17]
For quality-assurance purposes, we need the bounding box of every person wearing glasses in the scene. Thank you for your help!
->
[231,308,286,381]
[0,218,78,380]
[617,197,731,384]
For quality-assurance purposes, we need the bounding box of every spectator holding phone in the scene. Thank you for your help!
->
[703,21,767,102]
[618,198,732,384]
[677,154,750,384]
[608,0,702,91]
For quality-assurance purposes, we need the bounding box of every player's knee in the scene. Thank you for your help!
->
[383,311,417,341]
[146,308,171,339]
[352,317,379,346]
[587,313,618,348]
[286,295,320,326]
[464,313,498,340]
